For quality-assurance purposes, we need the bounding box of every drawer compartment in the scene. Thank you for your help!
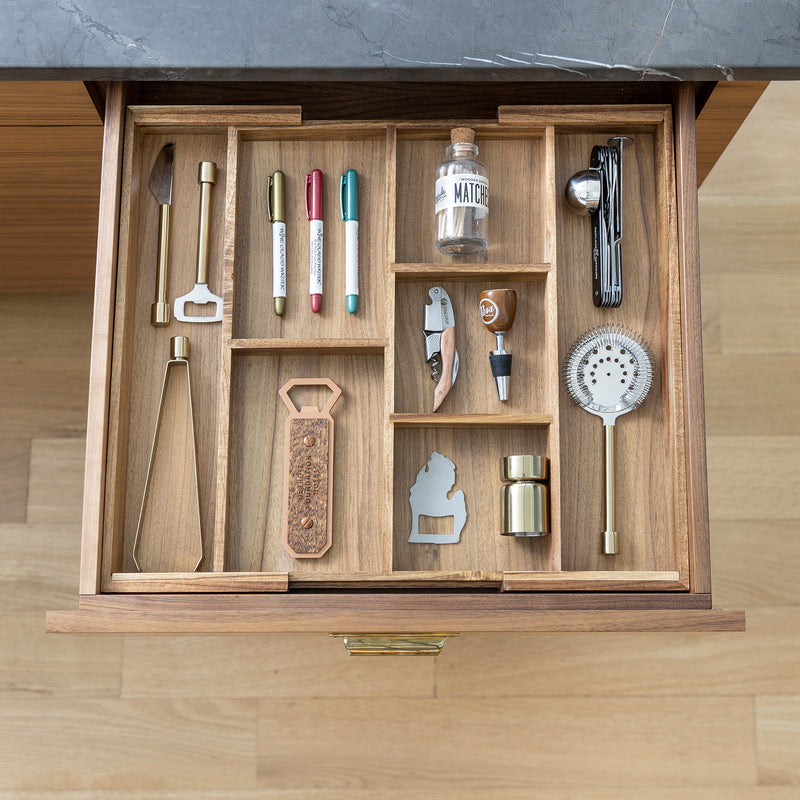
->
[46,85,744,633]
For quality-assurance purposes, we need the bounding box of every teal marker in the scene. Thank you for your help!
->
[340,169,359,314]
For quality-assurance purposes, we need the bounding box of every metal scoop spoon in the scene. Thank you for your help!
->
[563,324,654,555]
[565,168,601,215]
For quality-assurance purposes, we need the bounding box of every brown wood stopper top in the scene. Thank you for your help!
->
[479,288,517,333]
[451,127,475,144]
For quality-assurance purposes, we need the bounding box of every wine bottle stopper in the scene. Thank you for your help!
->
[479,288,517,402]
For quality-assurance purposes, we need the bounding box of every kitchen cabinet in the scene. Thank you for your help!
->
[46,82,745,642]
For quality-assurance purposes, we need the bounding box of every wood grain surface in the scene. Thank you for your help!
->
[74,103,710,596]
[395,132,546,264]
[393,278,549,415]
[0,82,101,126]
[81,83,127,594]
[674,84,712,595]
[392,426,556,574]
[0,82,102,292]
[232,132,387,340]
[695,81,769,185]
[105,127,226,576]
[226,353,385,575]
[256,697,755,789]
[556,127,682,573]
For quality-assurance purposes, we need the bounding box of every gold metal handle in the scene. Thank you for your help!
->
[151,203,171,326]
[196,162,216,285]
[603,423,618,555]
[330,633,459,656]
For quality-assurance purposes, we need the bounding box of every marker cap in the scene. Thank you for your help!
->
[305,169,323,220]
[268,170,285,223]
[340,169,359,221]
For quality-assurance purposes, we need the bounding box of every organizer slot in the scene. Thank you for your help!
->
[97,106,689,596]
[395,132,547,264]
[104,129,227,578]
[555,128,685,575]
[394,279,551,416]
[225,351,386,576]
[392,425,558,576]
[232,132,387,341]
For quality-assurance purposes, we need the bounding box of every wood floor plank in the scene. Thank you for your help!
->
[699,203,800,276]
[27,438,86,523]
[757,695,800,786]
[436,609,800,697]
[0,611,120,697]
[707,437,800,520]
[121,635,434,698]
[257,697,756,790]
[0,293,92,439]
[0,698,257,790]
[0,523,81,610]
[0,789,795,800]
[0,437,29,522]
[711,520,800,607]
[701,272,722,355]
[704,355,800,436]
[718,274,800,354]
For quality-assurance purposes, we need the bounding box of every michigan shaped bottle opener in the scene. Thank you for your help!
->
[280,378,342,558]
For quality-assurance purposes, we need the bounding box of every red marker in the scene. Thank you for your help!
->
[305,169,323,312]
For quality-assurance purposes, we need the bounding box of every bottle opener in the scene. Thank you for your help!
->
[408,451,467,544]
[280,378,342,559]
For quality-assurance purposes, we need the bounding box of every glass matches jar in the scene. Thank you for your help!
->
[435,127,488,255]
[500,455,550,537]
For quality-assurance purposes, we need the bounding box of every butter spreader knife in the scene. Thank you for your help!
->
[149,143,174,326]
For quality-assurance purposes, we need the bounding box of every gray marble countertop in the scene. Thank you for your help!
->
[2,0,799,81]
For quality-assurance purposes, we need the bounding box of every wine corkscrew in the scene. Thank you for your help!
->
[423,286,459,412]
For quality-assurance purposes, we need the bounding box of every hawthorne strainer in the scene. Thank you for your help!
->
[563,324,654,555]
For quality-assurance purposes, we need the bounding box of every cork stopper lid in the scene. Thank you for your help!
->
[450,127,475,144]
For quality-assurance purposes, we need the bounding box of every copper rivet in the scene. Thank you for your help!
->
[301,517,314,529]
[303,435,316,447]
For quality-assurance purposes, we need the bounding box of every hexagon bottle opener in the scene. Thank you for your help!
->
[279,378,342,559]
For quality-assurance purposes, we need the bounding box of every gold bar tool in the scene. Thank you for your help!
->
[132,336,203,572]
[173,161,223,323]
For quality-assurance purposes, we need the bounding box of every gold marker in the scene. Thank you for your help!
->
[268,170,286,316]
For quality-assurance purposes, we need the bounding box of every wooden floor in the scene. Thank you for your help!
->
[1,82,799,796]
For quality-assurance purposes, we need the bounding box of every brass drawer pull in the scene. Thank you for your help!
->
[330,633,459,656]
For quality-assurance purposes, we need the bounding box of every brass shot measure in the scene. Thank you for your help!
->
[500,455,549,537]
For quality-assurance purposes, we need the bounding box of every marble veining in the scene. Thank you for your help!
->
[1,0,798,79]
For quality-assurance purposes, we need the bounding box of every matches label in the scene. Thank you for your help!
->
[435,174,489,217]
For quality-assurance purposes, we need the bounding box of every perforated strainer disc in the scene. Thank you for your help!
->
[564,324,653,424]
[563,324,655,556]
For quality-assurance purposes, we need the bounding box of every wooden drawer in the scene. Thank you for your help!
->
[47,82,744,635]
